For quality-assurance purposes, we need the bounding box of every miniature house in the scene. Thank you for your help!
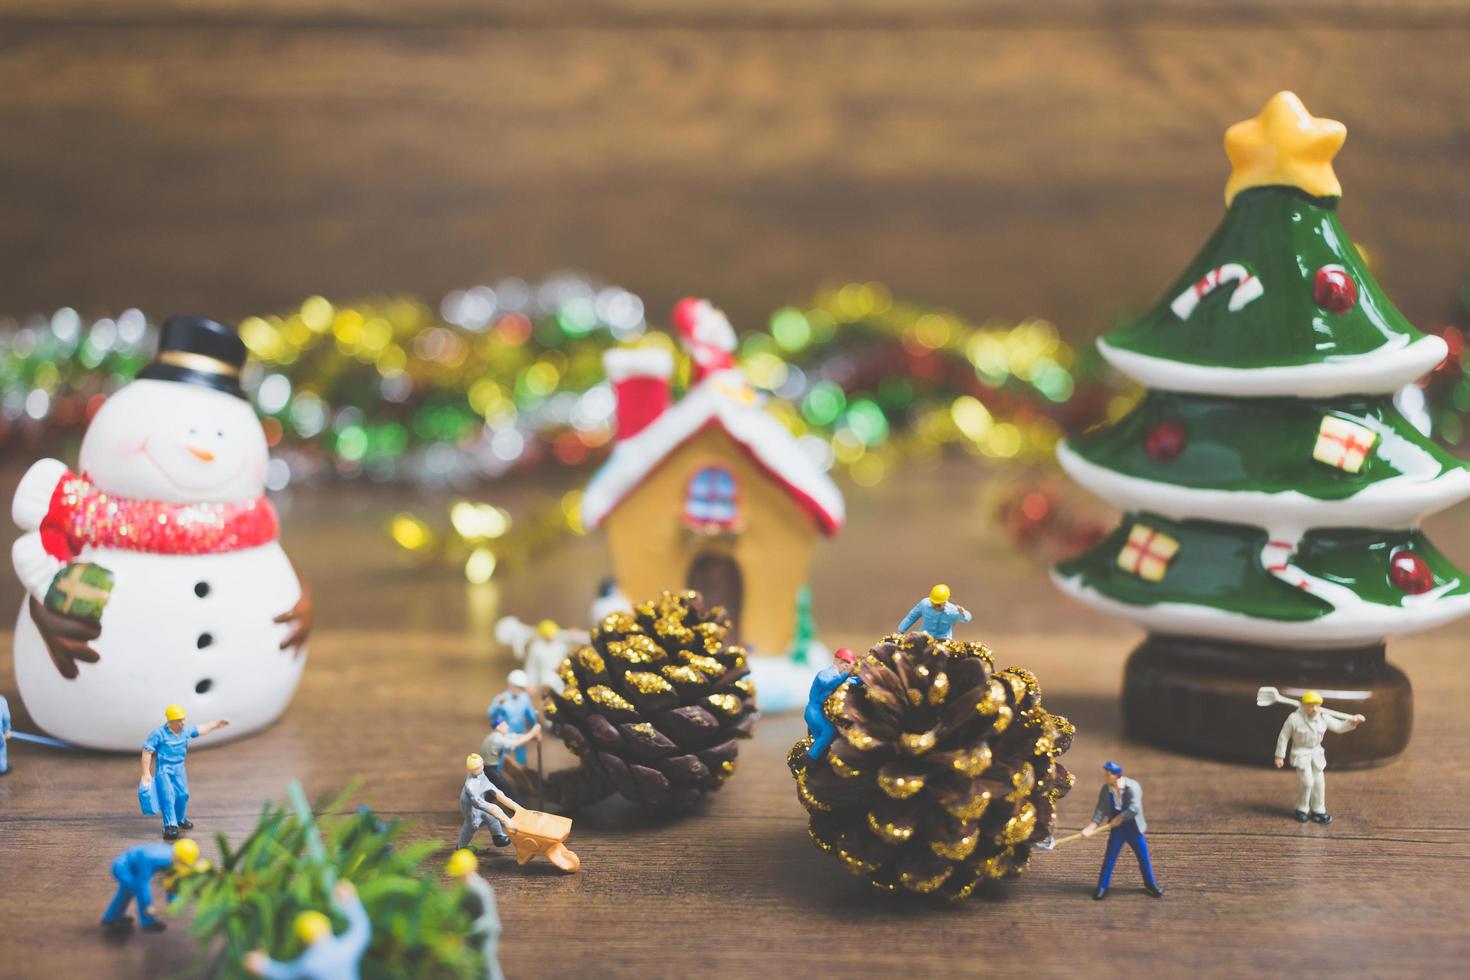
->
[581,341,844,655]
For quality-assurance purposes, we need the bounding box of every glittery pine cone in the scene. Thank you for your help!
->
[787,632,1073,901]
[541,590,757,810]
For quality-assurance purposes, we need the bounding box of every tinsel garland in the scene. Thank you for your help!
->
[0,275,1125,579]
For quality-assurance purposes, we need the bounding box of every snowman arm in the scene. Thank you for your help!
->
[12,531,62,599]
[11,459,71,598]
[272,557,312,655]
[11,458,68,531]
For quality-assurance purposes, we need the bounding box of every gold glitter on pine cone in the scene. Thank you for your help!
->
[787,633,1074,901]
[543,590,757,809]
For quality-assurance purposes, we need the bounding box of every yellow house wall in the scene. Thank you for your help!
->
[601,424,820,655]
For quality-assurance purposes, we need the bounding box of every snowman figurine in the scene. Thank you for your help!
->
[9,315,311,750]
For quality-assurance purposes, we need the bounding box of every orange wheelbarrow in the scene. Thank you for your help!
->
[487,802,581,873]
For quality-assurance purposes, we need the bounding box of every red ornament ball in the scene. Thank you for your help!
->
[1145,420,1187,462]
[1388,549,1434,595]
[1313,266,1358,314]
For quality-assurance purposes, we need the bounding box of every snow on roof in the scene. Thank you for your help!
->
[581,369,845,535]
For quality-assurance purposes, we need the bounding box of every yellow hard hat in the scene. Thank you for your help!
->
[172,838,200,867]
[537,619,559,639]
[466,753,484,771]
[446,848,479,878]
[164,704,187,721]
[929,584,950,606]
[1301,690,1324,705]
[295,910,333,945]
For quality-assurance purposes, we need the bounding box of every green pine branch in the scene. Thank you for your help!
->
[169,782,485,979]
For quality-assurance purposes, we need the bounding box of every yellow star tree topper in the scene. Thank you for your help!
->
[1223,91,1346,206]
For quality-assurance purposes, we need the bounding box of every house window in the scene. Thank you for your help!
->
[684,465,740,531]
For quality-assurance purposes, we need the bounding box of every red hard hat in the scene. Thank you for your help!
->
[834,647,856,663]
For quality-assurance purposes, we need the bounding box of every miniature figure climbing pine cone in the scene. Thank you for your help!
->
[788,633,1074,901]
[541,591,756,809]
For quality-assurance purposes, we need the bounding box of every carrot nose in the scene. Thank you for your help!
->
[187,445,216,463]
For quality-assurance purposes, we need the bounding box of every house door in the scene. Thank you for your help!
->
[687,552,742,641]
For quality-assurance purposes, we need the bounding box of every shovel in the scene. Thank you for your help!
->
[1256,686,1358,723]
[1035,830,1090,851]
[10,730,72,749]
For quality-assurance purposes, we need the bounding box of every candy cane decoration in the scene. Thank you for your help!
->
[1259,535,1362,610]
[1171,263,1265,320]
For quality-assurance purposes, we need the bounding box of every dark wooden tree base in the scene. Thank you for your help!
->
[1123,633,1412,768]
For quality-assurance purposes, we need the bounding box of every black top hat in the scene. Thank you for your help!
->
[136,315,248,399]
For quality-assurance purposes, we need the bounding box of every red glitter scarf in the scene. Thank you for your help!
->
[40,469,279,560]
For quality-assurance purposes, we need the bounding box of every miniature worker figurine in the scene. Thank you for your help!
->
[524,619,575,695]
[480,719,541,787]
[897,584,972,640]
[493,616,590,696]
[487,669,538,767]
[589,577,631,625]
[101,838,201,934]
[459,753,521,852]
[447,849,505,980]
[1274,689,1365,824]
[244,881,371,980]
[0,691,11,775]
[805,648,862,760]
[140,704,230,839]
[1081,761,1163,901]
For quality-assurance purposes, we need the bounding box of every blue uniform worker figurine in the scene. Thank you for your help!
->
[245,881,371,980]
[140,703,230,840]
[805,648,862,760]
[897,584,972,640]
[0,692,11,775]
[101,838,201,933]
[1082,761,1164,901]
[488,669,538,767]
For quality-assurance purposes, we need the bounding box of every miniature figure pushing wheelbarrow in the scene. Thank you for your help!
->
[458,753,581,873]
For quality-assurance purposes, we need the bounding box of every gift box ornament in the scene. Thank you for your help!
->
[1115,524,1179,583]
[1312,416,1378,473]
[44,562,114,625]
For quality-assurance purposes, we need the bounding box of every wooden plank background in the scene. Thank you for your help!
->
[0,2,1468,335]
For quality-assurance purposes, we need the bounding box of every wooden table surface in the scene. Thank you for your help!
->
[1,462,1468,978]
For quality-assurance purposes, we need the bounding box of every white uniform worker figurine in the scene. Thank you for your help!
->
[1274,689,1365,824]
[492,617,588,696]
[589,578,632,626]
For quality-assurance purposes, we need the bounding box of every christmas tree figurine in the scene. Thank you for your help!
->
[1053,92,1470,764]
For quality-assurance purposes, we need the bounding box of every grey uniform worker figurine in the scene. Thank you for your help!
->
[458,753,520,852]
[447,848,504,980]
[1274,689,1364,824]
